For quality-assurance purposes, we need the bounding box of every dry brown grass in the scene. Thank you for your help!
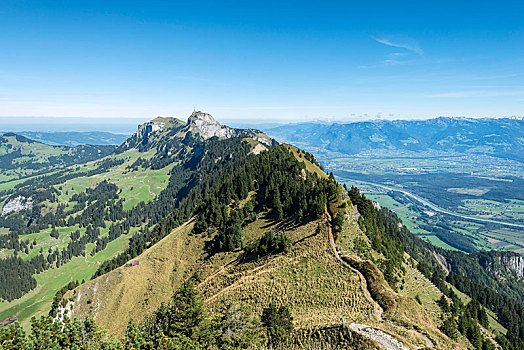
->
[331,185,467,349]
[341,255,467,350]
[201,218,373,330]
[284,144,328,179]
[66,214,372,338]
[66,220,209,336]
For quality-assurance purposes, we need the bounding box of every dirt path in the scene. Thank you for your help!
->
[333,193,434,349]
[416,331,435,348]
[349,323,409,350]
[325,206,383,321]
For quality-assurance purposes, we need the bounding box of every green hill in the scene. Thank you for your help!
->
[61,142,462,348]
[1,113,523,349]
[0,132,115,184]
[0,112,276,326]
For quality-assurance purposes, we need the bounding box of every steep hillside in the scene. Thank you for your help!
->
[0,112,276,326]
[266,117,524,161]
[60,143,462,349]
[343,187,524,347]
[1,113,522,349]
[64,217,376,337]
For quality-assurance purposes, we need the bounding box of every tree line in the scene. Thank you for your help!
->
[1,276,294,349]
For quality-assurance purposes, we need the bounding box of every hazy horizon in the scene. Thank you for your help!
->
[0,114,521,135]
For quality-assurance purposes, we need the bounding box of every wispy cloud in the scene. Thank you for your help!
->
[380,54,418,66]
[373,36,424,56]
[361,36,425,67]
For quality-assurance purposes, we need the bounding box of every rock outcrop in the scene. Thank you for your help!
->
[188,111,275,146]
[187,111,237,139]
[2,196,33,215]
[120,112,275,152]
[187,111,276,146]
[500,254,524,279]
[123,120,165,148]
[432,251,450,275]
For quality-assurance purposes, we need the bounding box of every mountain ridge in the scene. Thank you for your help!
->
[60,139,461,349]
[120,111,275,153]
[266,117,524,161]
[1,113,523,349]
[0,132,116,185]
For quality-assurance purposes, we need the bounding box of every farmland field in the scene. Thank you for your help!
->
[304,149,524,254]
[0,227,138,328]
[0,146,176,326]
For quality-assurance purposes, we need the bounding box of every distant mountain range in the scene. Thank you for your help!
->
[14,131,130,146]
[266,117,524,161]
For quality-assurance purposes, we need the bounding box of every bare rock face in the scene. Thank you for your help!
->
[118,111,276,153]
[187,111,237,139]
[433,251,450,275]
[2,196,33,215]
[251,143,268,155]
[501,254,524,279]
[187,111,275,146]
[123,121,165,148]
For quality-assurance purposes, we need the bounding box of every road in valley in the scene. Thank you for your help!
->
[337,177,524,229]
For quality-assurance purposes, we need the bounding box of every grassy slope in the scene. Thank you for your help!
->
[63,148,363,337]
[0,228,135,328]
[0,125,272,326]
[56,149,174,210]
[285,144,328,179]
[65,214,372,337]
[0,148,173,326]
[63,150,464,350]
[446,283,507,336]
[336,186,507,347]
[201,217,372,330]
[65,220,201,335]
[332,186,465,349]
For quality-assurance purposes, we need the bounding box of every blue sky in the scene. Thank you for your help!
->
[1,0,523,122]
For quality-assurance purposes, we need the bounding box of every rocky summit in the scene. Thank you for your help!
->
[187,111,236,139]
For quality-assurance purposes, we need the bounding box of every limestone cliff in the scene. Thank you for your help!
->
[2,196,33,215]
[500,253,524,279]
[187,111,274,146]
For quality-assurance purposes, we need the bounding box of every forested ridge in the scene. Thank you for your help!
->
[348,186,405,287]
[0,133,254,300]
[0,135,359,349]
[0,117,280,305]
[348,187,524,348]
[93,142,332,277]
